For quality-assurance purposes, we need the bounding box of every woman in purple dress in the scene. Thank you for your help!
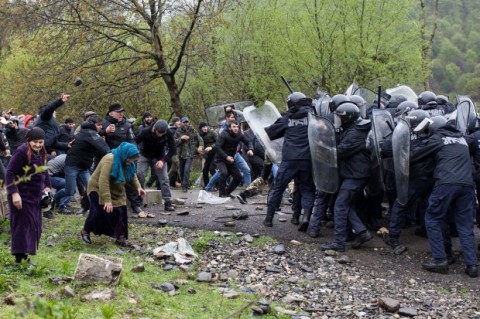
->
[6,127,51,264]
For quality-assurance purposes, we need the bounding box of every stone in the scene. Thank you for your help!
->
[63,286,75,298]
[172,198,186,205]
[131,263,145,273]
[243,234,254,243]
[144,189,162,205]
[176,211,189,216]
[81,289,114,302]
[337,256,351,264]
[196,271,213,282]
[378,297,400,312]
[187,287,196,294]
[224,221,235,227]
[73,254,123,285]
[255,207,263,211]
[290,240,301,245]
[274,244,286,255]
[398,307,418,317]
[266,266,282,273]
[278,218,287,222]
[158,219,168,226]
[323,250,337,256]
[152,282,175,293]
[218,288,240,299]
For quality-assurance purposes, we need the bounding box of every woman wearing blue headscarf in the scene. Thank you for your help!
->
[81,142,145,246]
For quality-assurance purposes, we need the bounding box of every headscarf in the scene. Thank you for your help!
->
[110,142,139,184]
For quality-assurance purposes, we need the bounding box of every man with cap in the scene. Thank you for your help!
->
[135,119,177,212]
[100,103,141,214]
[174,117,204,192]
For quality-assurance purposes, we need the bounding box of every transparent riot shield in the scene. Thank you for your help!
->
[313,93,332,116]
[392,118,410,205]
[386,85,418,103]
[371,109,395,188]
[204,101,254,127]
[243,101,283,165]
[456,95,476,135]
[308,113,338,193]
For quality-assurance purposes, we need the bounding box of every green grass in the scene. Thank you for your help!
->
[0,215,286,319]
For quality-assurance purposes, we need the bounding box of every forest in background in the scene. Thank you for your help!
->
[0,0,477,123]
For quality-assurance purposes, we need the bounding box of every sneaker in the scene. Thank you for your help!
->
[351,231,373,249]
[320,242,345,252]
[42,210,55,219]
[236,193,247,205]
[422,258,448,274]
[58,206,73,215]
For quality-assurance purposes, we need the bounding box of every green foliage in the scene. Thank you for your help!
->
[100,304,115,319]
[32,298,78,319]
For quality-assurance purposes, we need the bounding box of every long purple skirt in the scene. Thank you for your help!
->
[83,192,128,240]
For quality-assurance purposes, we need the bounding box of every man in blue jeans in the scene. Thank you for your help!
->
[205,111,251,190]
[59,115,110,214]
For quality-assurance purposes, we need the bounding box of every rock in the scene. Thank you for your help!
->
[152,282,175,293]
[378,297,400,312]
[300,265,313,273]
[337,255,351,264]
[265,266,282,273]
[290,240,301,245]
[163,264,174,271]
[81,289,114,302]
[131,263,145,273]
[4,294,15,305]
[158,219,168,226]
[398,307,418,317]
[243,234,254,243]
[275,306,298,315]
[196,271,213,282]
[251,306,264,315]
[174,279,189,285]
[324,256,335,264]
[323,250,337,256]
[187,287,196,294]
[218,288,240,299]
[73,254,123,285]
[255,207,263,211]
[49,276,74,285]
[63,286,75,298]
[176,211,189,216]
[172,198,186,205]
[227,269,239,278]
[46,238,55,247]
[278,218,287,222]
[224,221,235,227]
[274,244,286,255]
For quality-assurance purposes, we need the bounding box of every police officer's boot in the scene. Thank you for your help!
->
[290,210,300,225]
[263,207,275,227]
[298,208,312,232]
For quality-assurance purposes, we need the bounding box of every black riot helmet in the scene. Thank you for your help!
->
[429,116,447,132]
[395,101,418,117]
[287,92,312,111]
[387,95,408,109]
[407,109,430,131]
[418,91,437,107]
[329,94,349,112]
[436,95,449,105]
[335,102,360,128]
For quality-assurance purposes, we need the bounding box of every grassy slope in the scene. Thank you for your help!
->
[0,215,284,319]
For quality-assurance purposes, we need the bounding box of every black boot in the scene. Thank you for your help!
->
[298,208,312,232]
[263,207,275,227]
[422,258,449,274]
[164,200,175,212]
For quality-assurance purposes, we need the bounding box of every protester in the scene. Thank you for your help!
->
[6,127,51,264]
[80,142,145,246]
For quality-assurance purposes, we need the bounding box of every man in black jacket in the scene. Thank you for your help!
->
[57,115,110,214]
[320,103,373,252]
[215,121,253,198]
[411,120,478,277]
[263,92,315,229]
[135,120,176,212]
[100,103,141,214]
[34,93,71,155]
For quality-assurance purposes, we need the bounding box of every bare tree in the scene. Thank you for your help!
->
[8,0,226,116]
[419,0,439,90]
